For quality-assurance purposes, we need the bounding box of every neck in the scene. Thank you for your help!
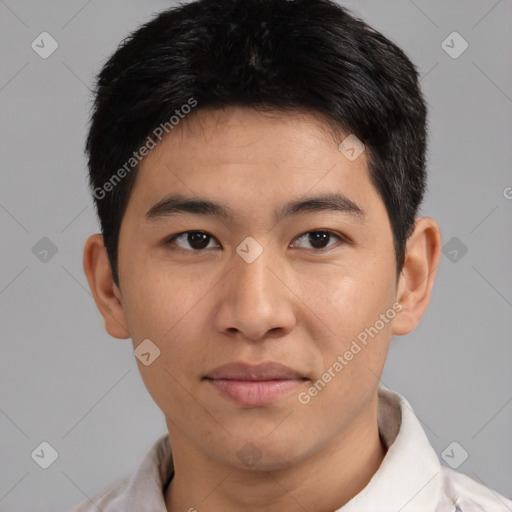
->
[165,393,386,512]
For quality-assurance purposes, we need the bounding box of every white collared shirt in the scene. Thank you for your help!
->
[66,385,512,511]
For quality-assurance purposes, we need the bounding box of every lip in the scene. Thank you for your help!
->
[204,362,307,406]
[206,361,305,381]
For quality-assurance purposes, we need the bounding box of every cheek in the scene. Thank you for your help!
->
[292,258,396,392]
[122,259,210,340]
[125,271,209,412]
[294,258,395,339]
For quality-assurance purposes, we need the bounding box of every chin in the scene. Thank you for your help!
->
[233,456,300,472]
[224,439,307,472]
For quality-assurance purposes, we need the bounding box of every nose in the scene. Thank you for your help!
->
[214,246,297,342]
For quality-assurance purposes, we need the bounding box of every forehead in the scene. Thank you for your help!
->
[126,106,382,220]
[154,106,349,167]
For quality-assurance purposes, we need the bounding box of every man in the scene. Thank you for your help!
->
[71,0,512,510]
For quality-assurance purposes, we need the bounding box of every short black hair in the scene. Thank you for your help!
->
[86,0,428,288]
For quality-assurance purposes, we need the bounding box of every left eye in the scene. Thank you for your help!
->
[292,230,344,250]
[165,229,344,252]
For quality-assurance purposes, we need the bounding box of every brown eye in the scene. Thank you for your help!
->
[166,231,220,251]
[293,230,344,250]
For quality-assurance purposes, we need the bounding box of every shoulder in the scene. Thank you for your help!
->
[440,466,512,511]
[63,475,130,512]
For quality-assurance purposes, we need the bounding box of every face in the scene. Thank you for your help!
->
[111,107,402,470]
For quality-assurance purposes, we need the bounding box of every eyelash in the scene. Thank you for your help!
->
[164,230,348,253]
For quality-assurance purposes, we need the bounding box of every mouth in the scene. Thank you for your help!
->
[203,361,308,406]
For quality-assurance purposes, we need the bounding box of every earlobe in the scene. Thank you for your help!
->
[392,217,442,336]
[83,234,131,340]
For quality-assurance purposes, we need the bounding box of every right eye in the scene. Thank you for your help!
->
[164,231,221,251]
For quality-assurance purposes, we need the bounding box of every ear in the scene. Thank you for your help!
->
[83,233,130,339]
[392,217,442,336]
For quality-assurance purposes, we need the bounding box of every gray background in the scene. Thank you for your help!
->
[1,1,511,510]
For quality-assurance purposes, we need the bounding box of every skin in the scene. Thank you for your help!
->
[83,106,441,512]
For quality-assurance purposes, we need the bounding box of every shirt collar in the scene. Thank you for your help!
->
[338,384,443,511]
[118,385,443,511]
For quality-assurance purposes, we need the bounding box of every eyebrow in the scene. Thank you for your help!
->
[145,192,365,224]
